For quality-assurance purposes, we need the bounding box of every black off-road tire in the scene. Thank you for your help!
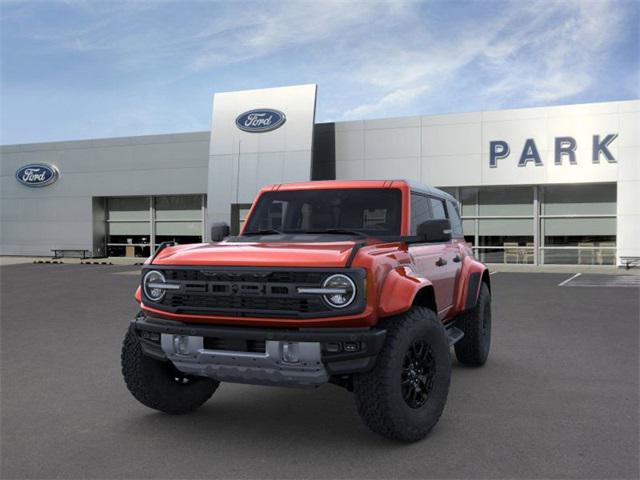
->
[454,282,491,366]
[353,306,451,442]
[121,328,219,414]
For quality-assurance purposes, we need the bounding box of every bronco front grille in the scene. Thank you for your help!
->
[142,267,367,319]
[168,294,325,314]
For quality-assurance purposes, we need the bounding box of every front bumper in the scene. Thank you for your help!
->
[131,313,386,388]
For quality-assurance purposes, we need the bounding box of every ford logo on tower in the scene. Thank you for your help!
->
[235,109,286,133]
[15,164,60,187]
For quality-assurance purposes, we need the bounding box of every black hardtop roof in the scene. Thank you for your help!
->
[400,179,456,203]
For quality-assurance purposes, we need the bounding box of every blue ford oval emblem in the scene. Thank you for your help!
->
[15,164,60,187]
[235,109,286,133]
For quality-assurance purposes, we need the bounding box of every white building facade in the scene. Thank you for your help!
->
[1,84,638,266]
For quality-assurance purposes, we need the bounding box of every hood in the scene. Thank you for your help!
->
[151,240,358,268]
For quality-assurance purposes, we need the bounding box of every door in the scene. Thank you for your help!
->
[409,193,459,316]
[445,198,465,305]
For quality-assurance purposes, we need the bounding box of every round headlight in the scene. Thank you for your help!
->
[143,270,166,302]
[322,274,356,308]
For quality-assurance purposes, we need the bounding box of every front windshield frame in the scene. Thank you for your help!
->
[241,188,403,241]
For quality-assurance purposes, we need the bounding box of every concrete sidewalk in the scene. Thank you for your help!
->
[3,256,638,275]
[0,256,145,266]
[487,263,640,275]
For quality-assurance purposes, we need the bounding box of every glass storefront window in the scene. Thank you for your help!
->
[106,197,151,257]
[155,195,203,246]
[97,184,617,264]
[155,195,202,220]
[478,186,533,216]
[108,222,151,236]
[540,184,616,265]
[477,218,534,264]
[542,245,617,265]
[542,218,616,265]
[478,218,533,236]
[459,188,478,217]
[449,183,616,265]
[543,217,616,237]
[542,184,616,215]
[462,219,475,245]
[104,195,204,257]
[107,197,149,221]
[476,246,535,264]
[155,221,202,236]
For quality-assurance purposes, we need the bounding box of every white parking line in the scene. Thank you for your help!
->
[489,271,498,276]
[558,272,581,286]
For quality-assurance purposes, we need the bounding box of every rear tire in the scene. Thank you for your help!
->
[353,306,451,442]
[121,328,219,414]
[454,282,491,366]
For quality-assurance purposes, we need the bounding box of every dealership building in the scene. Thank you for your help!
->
[1,84,638,266]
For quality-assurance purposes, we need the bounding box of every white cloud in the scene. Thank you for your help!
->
[477,0,627,105]
[338,0,632,118]
[187,1,410,71]
[1,0,635,143]
[342,85,429,119]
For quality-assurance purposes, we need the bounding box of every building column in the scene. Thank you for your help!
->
[201,194,207,241]
[149,196,155,253]
[533,185,539,266]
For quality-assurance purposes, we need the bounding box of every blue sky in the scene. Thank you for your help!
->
[1,0,638,144]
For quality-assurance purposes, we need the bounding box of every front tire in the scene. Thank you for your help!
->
[353,306,451,442]
[121,328,219,414]
[454,282,491,366]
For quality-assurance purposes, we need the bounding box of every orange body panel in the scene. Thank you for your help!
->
[452,251,488,313]
[152,241,357,268]
[137,180,488,327]
[377,266,433,317]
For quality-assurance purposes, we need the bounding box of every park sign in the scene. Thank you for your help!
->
[489,134,618,167]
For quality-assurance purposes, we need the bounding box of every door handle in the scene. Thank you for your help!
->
[435,257,447,267]
[453,255,461,263]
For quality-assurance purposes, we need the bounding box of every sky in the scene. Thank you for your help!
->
[1,0,638,145]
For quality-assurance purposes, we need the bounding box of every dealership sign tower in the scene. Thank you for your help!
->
[207,84,317,232]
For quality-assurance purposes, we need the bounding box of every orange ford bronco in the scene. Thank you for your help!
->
[122,180,491,442]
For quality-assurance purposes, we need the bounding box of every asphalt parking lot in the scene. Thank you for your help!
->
[1,263,638,479]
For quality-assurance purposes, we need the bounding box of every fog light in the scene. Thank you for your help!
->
[173,335,190,355]
[343,342,359,353]
[282,342,300,363]
[141,331,161,344]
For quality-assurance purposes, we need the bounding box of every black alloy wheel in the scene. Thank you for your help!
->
[401,340,436,409]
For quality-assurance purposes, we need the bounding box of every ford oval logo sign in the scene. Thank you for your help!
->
[15,164,60,187]
[235,109,286,133]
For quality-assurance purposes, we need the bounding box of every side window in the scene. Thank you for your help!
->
[446,200,464,237]
[410,193,431,234]
[429,197,447,220]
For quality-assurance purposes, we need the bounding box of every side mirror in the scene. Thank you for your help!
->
[210,222,230,242]
[416,219,452,243]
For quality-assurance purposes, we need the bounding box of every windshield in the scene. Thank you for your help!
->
[243,188,402,238]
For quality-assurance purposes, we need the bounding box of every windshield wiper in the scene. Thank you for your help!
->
[303,228,369,238]
[241,229,284,236]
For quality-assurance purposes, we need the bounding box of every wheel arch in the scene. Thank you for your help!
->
[454,258,490,312]
[411,284,437,313]
[481,268,491,293]
[377,266,438,318]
